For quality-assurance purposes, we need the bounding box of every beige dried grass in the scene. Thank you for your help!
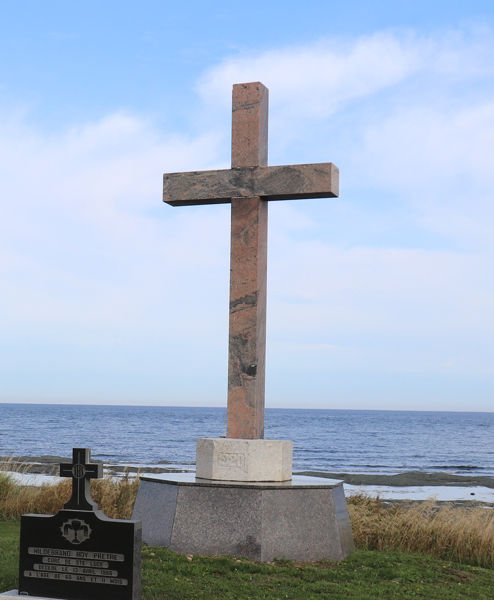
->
[348,493,494,568]
[0,459,139,521]
[92,475,140,519]
[3,458,493,568]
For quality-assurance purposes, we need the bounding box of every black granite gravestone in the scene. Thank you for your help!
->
[18,448,141,600]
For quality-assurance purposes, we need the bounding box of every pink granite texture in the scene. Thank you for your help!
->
[163,82,340,439]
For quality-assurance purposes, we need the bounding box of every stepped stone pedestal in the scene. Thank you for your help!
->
[134,437,354,562]
[133,473,354,563]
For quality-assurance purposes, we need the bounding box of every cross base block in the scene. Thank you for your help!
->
[196,438,292,482]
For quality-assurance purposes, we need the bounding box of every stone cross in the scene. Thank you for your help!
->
[164,82,339,440]
[60,447,102,511]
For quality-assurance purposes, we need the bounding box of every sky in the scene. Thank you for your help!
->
[1,0,494,411]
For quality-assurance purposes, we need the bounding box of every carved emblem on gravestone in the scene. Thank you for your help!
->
[72,463,86,478]
[61,518,92,544]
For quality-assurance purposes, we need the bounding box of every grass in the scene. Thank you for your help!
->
[348,494,494,569]
[1,461,494,567]
[2,520,494,599]
[0,520,18,592]
[139,545,494,600]
[1,461,494,597]
[0,461,138,520]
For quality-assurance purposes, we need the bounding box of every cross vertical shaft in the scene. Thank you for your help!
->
[228,83,268,439]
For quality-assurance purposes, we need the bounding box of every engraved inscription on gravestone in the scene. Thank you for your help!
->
[18,448,141,600]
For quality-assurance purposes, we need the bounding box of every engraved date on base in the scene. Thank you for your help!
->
[218,453,246,469]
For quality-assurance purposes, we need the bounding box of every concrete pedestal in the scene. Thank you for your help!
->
[196,438,292,481]
[133,473,354,562]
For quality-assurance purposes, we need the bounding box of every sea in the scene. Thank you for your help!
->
[1,404,493,477]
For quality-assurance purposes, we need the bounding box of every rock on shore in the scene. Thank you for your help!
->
[296,471,494,488]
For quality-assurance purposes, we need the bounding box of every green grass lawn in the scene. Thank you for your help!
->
[0,521,19,592]
[2,520,494,599]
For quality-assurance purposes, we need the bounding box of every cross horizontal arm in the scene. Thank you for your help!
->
[163,163,339,206]
[59,463,102,478]
[59,464,73,477]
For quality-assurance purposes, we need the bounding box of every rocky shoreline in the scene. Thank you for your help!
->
[0,456,192,476]
[2,455,494,489]
[296,470,494,489]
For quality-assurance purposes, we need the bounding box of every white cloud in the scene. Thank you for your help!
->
[197,26,494,253]
[358,102,494,193]
[2,24,494,406]
[0,112,230,338]
[195,26,494,389]
[199,31,424,115]
[269,242,494,336]
[351,101,494,249]
[197,27,494,136]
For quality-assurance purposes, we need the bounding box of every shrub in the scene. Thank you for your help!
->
[348,493,494,568]
[0,459,139,520]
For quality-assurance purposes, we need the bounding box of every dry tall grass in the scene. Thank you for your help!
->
[2,460,493,569]
[348,493,494,568]
[0,459,139,521]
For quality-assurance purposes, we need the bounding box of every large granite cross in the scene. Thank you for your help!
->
[164,82,339,440]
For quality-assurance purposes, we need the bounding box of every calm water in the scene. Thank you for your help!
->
[1,404,493,476]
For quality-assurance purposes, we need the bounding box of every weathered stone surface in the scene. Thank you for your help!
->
[331,483,356,557]
[196,438,292,481]
[132,479,178,547]
[163,163,339,206]
[228,196,267,439]
[133,473,354,562]
[226,83,268,440]
[163,81,340,442]
[172,485,263,559]
[232,81,268,169]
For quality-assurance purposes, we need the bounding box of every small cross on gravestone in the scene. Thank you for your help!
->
[15,448,141,600]
[60,448,102,511]
[164,82,339,482]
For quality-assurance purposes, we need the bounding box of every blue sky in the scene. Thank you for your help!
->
[1,1,494,410]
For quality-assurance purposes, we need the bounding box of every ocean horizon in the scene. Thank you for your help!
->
[2,403,493,478]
